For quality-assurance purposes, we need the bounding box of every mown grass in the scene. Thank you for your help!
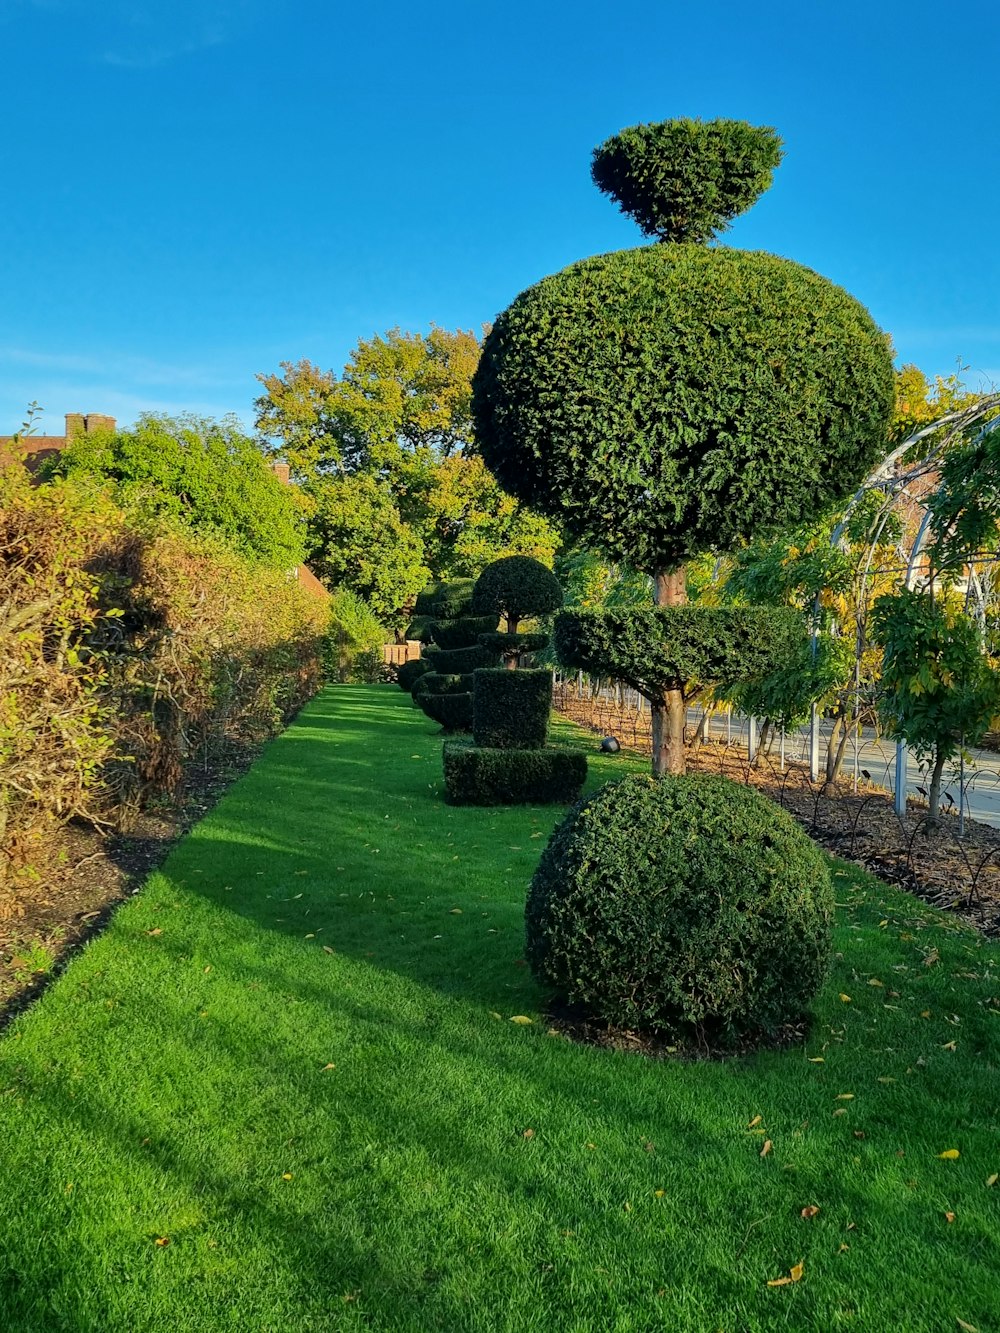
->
[0,685,998,1332]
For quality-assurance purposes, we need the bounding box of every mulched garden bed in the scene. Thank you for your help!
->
[556,694,1000,938]
[0,739,262,1027]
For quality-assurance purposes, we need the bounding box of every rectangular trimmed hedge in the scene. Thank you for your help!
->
[473,668,552,749]
[443,740,587,806]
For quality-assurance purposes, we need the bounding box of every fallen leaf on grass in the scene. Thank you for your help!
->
[155,1237,170,1247]
[654,1189,665,1197]
[839,994,852,1003]
[944,1211,956,1223]
[957,1319,979,1332]
[920,1010,931,1018]
[282,1173,293,1181]
[450,909,463,914]
[510,1015,533,1025]
[322,946,335,955]
[833,1109,847,1117]
[522,1128,535,1139]
[748,1115,762,1128]
[987,1173,998,1187]
[924,948,940,966]
[836,1093,855,1101]
[868,978,884,987]
[321,1063,335,1071]
[800,1205,820,1219]
[941,1041,958,1051]
[807,1056,825,1063]
[760,1139,772,1157]
[767,1261,804,1287]
[145,928,162,937]
[938,1149,961,1160]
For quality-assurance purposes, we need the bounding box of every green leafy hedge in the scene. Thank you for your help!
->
[471,556,563,629]
[478,631,549,661]
[443,741,587,805]
[472,243,894,573]
[430,615,500,650]
[554,606,805,695]
[397,658,431,693]
[421,692,473,732]
[424,644,500,676]
[473,668,552,750]
[525,774,833,1042]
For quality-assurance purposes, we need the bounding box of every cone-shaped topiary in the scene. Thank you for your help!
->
[526,774,834,1043]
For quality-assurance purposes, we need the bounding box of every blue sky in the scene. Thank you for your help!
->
[2,0,998,436]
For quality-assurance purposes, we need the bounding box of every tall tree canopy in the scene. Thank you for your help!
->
[255,327,560,626]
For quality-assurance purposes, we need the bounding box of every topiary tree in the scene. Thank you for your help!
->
[525,774,834,1043]
[472,555,562,669]
[473,117,895,774]
[410,580,500,731]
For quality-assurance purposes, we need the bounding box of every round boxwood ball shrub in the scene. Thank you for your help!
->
[526,774,833,1043]
[471,555,563,630]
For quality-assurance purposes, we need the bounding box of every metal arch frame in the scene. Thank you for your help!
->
[804,395,1000,803]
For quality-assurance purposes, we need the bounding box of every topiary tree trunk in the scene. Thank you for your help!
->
[652,567,688,776]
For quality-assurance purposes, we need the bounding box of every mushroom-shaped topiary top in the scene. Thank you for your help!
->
[591,118,783,244]
[470,556,563,632]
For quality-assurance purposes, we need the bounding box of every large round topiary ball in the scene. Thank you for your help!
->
[473,243,895,573]
[526,774,834,1043]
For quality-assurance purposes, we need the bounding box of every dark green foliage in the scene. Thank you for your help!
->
[430,615,500,650]
[526,774,833,1041]
[424,644,499,676]
[473,668,552,750]
[421,692,473,732]
[591,118,783,243]
[431,580,476,620]
[414,672,472,698]
[397,658,432,693]
[413,584,446,617]
[443,740,587,805]
[473,243,894,573]
[479,631,549,661]
[404,615,436,644]
[470,556,563,629]
[554,606,805,696]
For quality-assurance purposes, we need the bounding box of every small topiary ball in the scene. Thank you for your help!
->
[526,774,833,1044]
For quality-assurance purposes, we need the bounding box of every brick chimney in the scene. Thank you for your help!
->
[270,461,291,485]
[65,412,117,439]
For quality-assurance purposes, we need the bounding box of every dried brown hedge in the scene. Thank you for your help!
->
[0,461,326,917]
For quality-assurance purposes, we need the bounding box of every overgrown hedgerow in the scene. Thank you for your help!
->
[525,773,834,1043]
[0,460,327,916]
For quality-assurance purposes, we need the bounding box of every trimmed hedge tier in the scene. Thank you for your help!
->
[424,644,500,676]
[478,631,549,663]
[554,606,805,695]
[422,693,473,732]
[397,658,431,693]
[412,672,473,700]
[473,668,552,750]
[429,615,500,651]
[526,773,834,1044]
[443,740,587,806]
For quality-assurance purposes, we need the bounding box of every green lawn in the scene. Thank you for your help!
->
[1,686,999,1332]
